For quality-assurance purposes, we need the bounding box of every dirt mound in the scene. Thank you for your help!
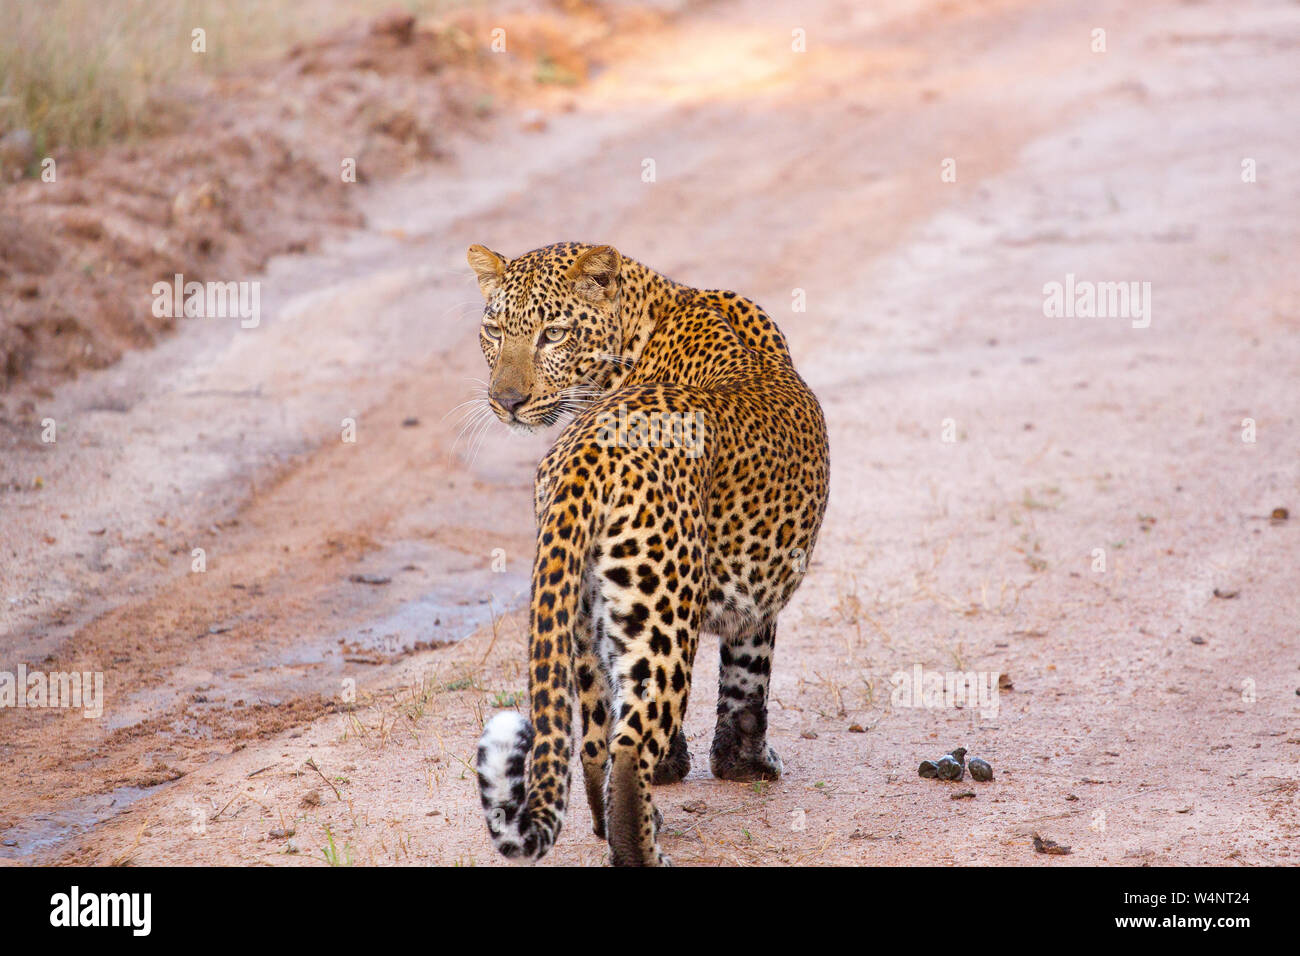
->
[0,0,676,393]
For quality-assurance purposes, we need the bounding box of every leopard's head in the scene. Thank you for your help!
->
[468,242,624,431]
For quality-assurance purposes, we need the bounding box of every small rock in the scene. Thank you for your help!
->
[847,723,866,733]
[401,417,420,427]
[951,791,976,800]
[969,757,994,781]
[680,800,708,814]
[268,827,295,839]
[800,730,819,739]
[918,760,939,779]
[946,747,967,767]
[300,789,322,808]
[1189,635,1206,645]
[349,573,391,586]
[1,838,17,847]
[1212,588,1240,599]
[1270,507,1289,523]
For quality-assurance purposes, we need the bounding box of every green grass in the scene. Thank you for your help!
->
[441,676,482,692]
[534,54,579,87]
[491,690,525,708]
[320,824,353,867]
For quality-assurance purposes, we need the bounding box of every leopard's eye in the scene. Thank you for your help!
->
[542,326,569,344]
[482,323,501,341]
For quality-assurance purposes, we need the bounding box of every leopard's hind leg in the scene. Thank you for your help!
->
[710,617,784,781]
[579,576,689,844]
[576,575,612,837]
[595,493,704,866]
[652,728,691,785]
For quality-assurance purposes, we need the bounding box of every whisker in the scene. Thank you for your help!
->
[452,405,493,453]
[442,393,489,423]
[437,298,488,324]
[466,413,500,470]
[449,404,489,434]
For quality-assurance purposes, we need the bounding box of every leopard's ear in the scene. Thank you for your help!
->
[567,245,621,302]
[467,244,507,299]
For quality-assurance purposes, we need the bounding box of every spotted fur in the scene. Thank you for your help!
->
[469,242,829,866]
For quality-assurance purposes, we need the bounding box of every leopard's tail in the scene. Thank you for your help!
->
[475,479,591,862]
[475,710,539,860]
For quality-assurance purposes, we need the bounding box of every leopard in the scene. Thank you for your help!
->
[470,241,829,866]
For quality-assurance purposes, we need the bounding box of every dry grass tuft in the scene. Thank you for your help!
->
[0,0,452,152]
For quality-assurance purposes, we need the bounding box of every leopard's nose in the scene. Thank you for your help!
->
[493,388,528,414]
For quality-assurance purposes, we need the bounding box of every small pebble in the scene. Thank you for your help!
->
[969,757,994,782]
[935,755,964,781]
[918,760,939,779]
[946,747,967,767]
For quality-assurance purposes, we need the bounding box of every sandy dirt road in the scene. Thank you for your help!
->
[1,0,1297,866]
